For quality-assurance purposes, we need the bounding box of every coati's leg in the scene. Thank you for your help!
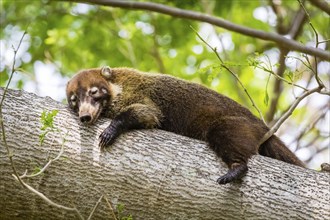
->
[206,117,259,184]
[99,102,162,149]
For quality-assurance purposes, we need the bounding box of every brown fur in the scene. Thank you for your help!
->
[66,67,304,184]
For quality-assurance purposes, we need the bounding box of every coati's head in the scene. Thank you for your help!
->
[66,66,113,124]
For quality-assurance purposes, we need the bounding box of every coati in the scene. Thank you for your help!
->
[66,66,304,184]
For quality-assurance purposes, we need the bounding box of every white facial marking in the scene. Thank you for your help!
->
[101,88,107,94]
[111,83,122,98]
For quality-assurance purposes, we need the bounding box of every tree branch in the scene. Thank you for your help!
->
[308,0,330,15]
[1,88,329,219]
[56,0,330,60]
[259,86,323,145]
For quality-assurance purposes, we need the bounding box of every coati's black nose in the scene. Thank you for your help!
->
[80,114,92,123]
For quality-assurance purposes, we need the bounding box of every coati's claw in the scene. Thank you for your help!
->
[217,163,248,184]
[217,174,238,184]
[99,126,118,149]
[217,175,231,184]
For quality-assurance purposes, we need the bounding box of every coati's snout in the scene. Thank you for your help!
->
[66,67,113,124]
[77,91,104,124]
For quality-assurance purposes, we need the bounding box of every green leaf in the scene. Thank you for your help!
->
[284,69,294,81]
[39,109,59,145]
[117,203,125,214]
[264,90,269,106]
[40,109,59,130]
[196,64,221,78]
[264,73,271,106]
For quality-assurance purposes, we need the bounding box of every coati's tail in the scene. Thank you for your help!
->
[259,135,305,167]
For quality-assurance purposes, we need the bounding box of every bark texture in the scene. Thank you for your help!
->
[0,88,329,220]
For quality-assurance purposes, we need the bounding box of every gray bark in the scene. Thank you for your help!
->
[0,88,329,220]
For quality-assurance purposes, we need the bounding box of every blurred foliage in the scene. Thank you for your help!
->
[0,0,329,167]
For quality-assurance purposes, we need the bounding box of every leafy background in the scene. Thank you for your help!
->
[1,0,329,168]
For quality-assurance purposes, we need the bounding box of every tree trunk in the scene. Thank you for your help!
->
[0,88,329,220]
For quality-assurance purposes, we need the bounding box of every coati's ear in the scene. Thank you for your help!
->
[101,66,112,79]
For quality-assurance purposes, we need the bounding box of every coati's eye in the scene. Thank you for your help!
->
[90,87,99,96]
[70,95,78,108]
[70,94,77,101]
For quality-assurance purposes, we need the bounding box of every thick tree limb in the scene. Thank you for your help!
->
[57,0,330,60]
[1,88,329,219]
[308,0,330,15]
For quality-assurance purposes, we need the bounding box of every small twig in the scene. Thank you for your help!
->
[287,55,314,73]
[0,31,27,187]
[191,26,265,123]
[0,32,26,107]
[12,174,84,219]
[103,194,119,220]
[255,61,308,91]
[298,0,325,88]
[87,195,104,220]
[258,86,322,145]
[318,39,330,44]
[20,132,67,179]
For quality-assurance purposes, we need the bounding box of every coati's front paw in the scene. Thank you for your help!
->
[217,163,248,184]
[99,126,118,149]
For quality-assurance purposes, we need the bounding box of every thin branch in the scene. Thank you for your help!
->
[0,32,26,107]
[87,195,104,220]
[56,0,330,60]
[258,86,322,145]
[0,31,27,187]
[20,132,67,179]
[11,175,84,219]
[103,195,119,220]
[319,39,330,44]
[255,61,308,91]
[299,0,326,88]
[191,26,265,123]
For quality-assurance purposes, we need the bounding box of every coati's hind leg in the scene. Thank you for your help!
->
[207,117,260,184]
